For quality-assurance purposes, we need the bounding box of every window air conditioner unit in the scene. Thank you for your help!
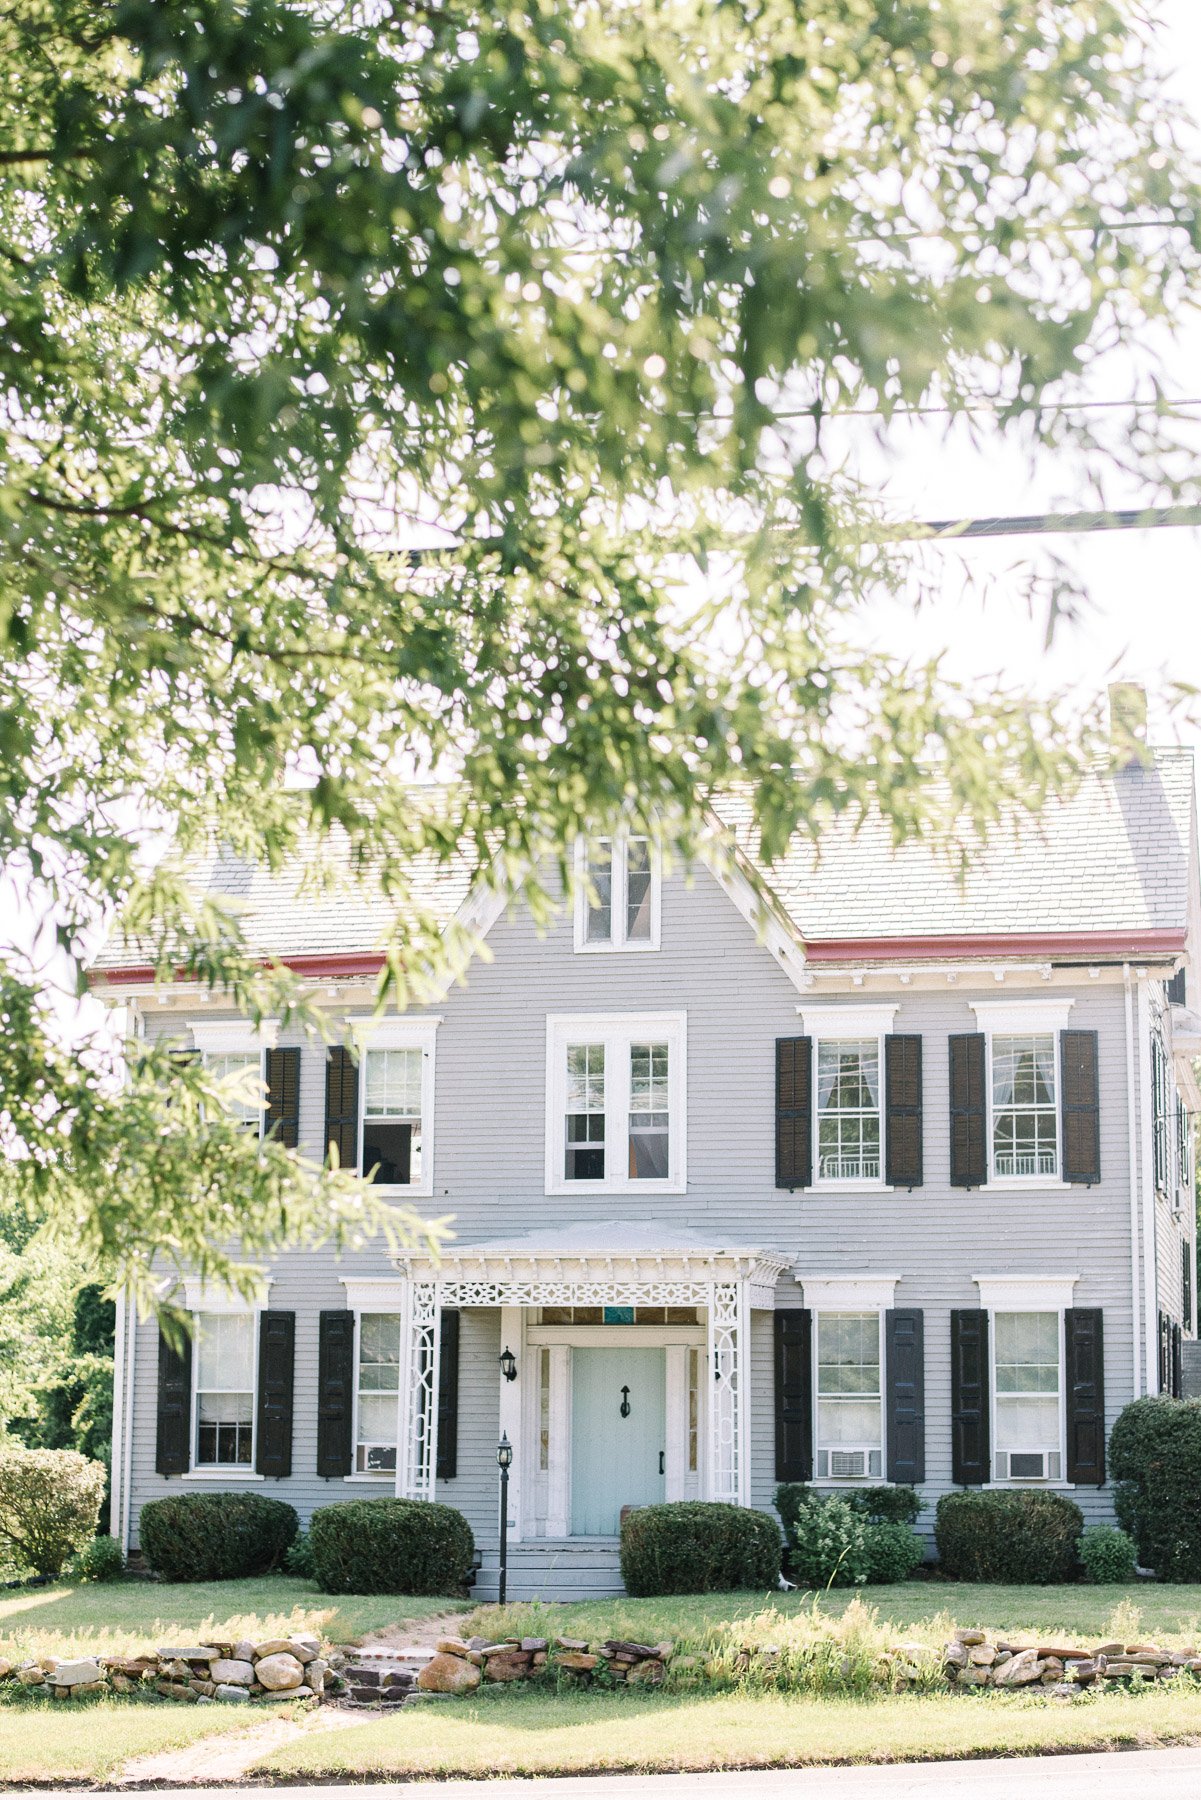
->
[829,1449,868,1479]
[1003,1450,1047,1480]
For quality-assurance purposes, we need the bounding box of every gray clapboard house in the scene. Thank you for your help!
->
[95,748,1200,1597]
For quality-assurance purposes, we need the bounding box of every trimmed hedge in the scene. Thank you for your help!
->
[1079,1524,1138,1584]
[308,1498,474,1595]
[620,1502,781,1597]
[1110,1395,1201,1580]
[934,1490,1082,1584]
[139,1491,298,1582]
[0,1447,107,1577]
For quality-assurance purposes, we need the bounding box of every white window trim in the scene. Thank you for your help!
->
[182,1278,273,1313]
[797,1008,897,1192]
[976,1279,1078,1489]
[545,1012,687,1196]
[572,835,662,953]
[798,1275,900,1311]
[350,1307,403,1483]
[347,1016,440,1199]
[811,1306,887,1486]
[970,1003,1075,1190]
[187,1018,279,1052]
[188,1304,261,1477]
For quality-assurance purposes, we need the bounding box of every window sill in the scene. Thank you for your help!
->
[344,1472,395,1483]
[572,939,661,955]
[978,1179,1071,1193]
[807,1181,894,1195]
[368,1181,435,1201]
[182,1469,264,1481]
[811,1476,886,1487]
[985,1481,1076,1492]
[546,1180,686,1197]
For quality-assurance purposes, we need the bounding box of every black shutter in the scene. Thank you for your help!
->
[885,1036,923,1189]
[951,1309,989,1485]
[774,1308,812,1481]
[1158,1311,1170,1393]
[155,1324,192,1475]
[949,1035,987,1187]
[325,1046,359,1170]
[255,1310,295,1478]
[1173,1322,1184,1399]
[317,1309,355,1477]
[265,1047,301,1148]
[775,1037,812,1189]
[1060,1030,1101,1185]
[1065,1307,1105,1485]
[1168,967,1187,1007]
[436,1309,460,1481]
[885,1308,925,1483]
[1184,1238,1194,1335]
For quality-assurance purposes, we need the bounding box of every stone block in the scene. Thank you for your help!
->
[652,1641,675,1660]
[380,1671,413,1689]
[256,1653,305,1691]
[483,1652,532,1682]
[556,1652,599,1671]
[155,1681,196,1701]
[532,1653,547,1668]
[157,1648,221,1662]
[210,1659,255,1686]
[109,1673,136,1694]
[954,1629,986,1646]
[189,1679,216,1698]
[234,1640,256,1663]
[968,1646,996,1666]
[160,1659,192,1682]
[627,1660,664,1686]
[304,1660,326,1696]
[419,1654,482,1694]
[48,1658,102,1688]
[350,1667,381,1687]
[436,1638,474,1657]
[556,1637,589,1651]
[16,1666,45,1686]
[215,1683,250,1703]
[957,1667,990,1686]
[942,1644,969,1670]
[521,1637,549,1653]
[993,1650,1046,1688]
[52,1685,71,1701]
[0,1660,14,1681]
[70,1681,106,1698]
[1095,1642,1125,1657]
[292,1636,321,1660]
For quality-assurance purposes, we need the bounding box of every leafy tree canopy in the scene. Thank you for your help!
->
[1,0,1197,1302]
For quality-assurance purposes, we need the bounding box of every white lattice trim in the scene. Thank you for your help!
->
[435,1280,719,1308]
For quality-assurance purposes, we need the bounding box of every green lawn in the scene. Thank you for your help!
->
[257,1684,1201,1779]
[466,1582,1201,1651]
[0,1697,264,1784]
[0,1574,466,1660]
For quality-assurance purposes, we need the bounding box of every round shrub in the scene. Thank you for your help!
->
[850,1485,922,1527]
[1079,1524,1138,1584]
[138,1491,298,1582]
[68,1534,125,1583]
[283,1531,316,1579]
[784,1496,871,1588]
[861,1519,925,1584]
[0,1446,107,1577]
[1110,1396,1201,1581]
[934,1490,1083,1584]
[308,1498,474,1596]
[619,1502,781,1597]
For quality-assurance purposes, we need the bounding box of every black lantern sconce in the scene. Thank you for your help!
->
[499,1346,518,1383]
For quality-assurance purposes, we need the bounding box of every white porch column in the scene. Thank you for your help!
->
[708,1280,743,1504]
[498,1304,523,1541]
[546,1345,571,1537]
[397,1280,440,1500]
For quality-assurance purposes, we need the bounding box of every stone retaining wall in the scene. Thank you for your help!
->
[0,1636,328,1703]
[943,1628,1201,1693]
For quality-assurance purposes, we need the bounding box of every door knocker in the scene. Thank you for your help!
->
[619,1385,631,1418]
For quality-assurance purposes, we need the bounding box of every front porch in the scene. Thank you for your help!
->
[377,1223,789,1566]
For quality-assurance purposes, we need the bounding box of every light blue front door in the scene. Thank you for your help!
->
[571,1347,666,1535]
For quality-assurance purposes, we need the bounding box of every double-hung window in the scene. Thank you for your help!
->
[188,1020,278,1135]
[194,1311,256,1468]
[574,836,660,951]
[815,1312,883,1480]
[350,1018,438,1197]
[816,1041,881,1182]
[992,1311,1062,1481]
[547,1014,685,1193]
[990,1035,1058,1178]
[355,1313,401,1474]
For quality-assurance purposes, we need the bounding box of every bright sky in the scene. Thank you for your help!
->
[848,1,1201,746]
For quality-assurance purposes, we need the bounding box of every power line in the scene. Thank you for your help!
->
[919,504,1201,540]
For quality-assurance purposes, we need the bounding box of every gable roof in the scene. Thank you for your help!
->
[90,749,1196,980]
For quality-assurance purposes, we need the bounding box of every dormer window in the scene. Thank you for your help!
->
[574,836,660,952]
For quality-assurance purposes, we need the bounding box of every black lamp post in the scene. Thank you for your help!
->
[496,1432,513,1606]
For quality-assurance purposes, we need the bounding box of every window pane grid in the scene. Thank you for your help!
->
[992,1034,1058,1176]
[629,1042,670,1180]
[994,1311,1061,1477]
[816,1040,881,1180]
[362,1047,422,1184]
[356,1312,400,1473]
[584,839,613,942]
[195,1312,255,1467]
[203,1051,263,1128]
[565,1043,606,1180]
[816,1312,881,1475]
[626,839,652,941]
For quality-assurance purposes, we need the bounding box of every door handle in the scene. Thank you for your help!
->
[659,1451,665,1475]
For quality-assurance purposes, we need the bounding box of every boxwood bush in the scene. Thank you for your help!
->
[934,1490,1082,1584]
[1110,1396,1201,1580]
[0,1447,107,1577]
[619,1501,781,1596]
[138,1491,298,1582]
[775,1485,923,1587]
[1078,1524,1138,1584]
[308,1498,474,1595]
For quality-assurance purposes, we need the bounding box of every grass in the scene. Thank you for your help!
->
[0,1697,266,1784]
[0,1573,466,1661]
[466,1581,1201,1651]
[257,1683,1201,1779]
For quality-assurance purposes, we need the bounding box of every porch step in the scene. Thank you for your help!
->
[472,1540,626,1603]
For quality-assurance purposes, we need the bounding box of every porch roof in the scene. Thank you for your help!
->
[394,1218,792,1299]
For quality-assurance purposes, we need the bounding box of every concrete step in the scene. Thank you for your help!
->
[472,1542,626,1602]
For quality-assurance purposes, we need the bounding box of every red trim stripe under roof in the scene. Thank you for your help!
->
[91,950,389,985]
[803,928,1186,963]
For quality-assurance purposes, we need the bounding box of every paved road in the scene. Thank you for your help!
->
[74,1745,1201,1797]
